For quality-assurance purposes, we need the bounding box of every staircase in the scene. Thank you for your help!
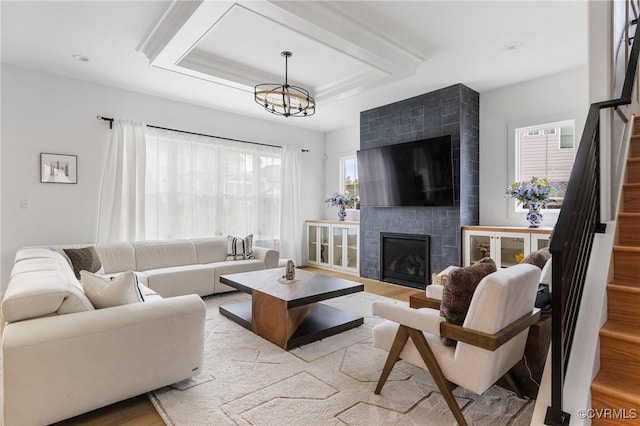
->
[590,128,640,425]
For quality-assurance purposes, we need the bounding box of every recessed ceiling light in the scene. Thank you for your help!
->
[71,54,90,62]
[503,41,524,51]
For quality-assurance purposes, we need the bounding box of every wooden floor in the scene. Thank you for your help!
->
[55,267,417,426]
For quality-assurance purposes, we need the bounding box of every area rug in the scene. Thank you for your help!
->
[149,292,535,425]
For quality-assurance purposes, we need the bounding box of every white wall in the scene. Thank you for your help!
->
[479,67,589,227]
[0,64,326,291]
[323,124,359,219]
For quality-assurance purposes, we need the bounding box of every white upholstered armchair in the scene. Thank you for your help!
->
[372,263,541,426]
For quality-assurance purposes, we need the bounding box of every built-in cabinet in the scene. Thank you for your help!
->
[306,220,359,274]
[307,222,331,267]
[462,226,552,268]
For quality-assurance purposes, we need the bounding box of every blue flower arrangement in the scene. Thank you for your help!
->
[505,177,555,207]
[325,191,356,208]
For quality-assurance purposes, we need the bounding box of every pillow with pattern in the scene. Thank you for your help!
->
[63,246,103,280]
[227,234,255,260]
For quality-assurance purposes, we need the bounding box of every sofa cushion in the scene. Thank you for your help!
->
[520,247,551,269]
[63,246,103,279]
[227,234,255,260]
[2,270,95,323]
[81,271,144,309]
[10,258,67,277]
[212,259,266,293]
[144,264,215,298]
[95,242,136,274]
[192,237,228,264]
[14,248,61,262]
[133,240,197,271]
[138,283,162,302]
[440,257,496,345]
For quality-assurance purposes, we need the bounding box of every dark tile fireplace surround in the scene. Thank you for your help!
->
[359,84,480,286]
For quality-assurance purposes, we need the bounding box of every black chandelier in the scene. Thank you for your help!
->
[254,51,316,118]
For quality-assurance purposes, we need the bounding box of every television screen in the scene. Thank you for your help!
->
[357,136,454,207]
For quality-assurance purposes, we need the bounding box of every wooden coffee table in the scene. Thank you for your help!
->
[219,268,364,349]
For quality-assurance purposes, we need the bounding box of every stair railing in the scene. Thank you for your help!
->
[545,18,640,425]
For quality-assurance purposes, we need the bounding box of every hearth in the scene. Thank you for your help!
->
[380,232,430,289]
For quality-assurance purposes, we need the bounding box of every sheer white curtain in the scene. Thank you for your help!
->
[144,128,281,241]
[97,119,147,243]
[279,145,302,265]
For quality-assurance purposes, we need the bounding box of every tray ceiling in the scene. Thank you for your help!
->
[138,1,425,102]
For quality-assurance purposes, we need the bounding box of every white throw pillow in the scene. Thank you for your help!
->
[80,270,144,309]
[226,234,255,260]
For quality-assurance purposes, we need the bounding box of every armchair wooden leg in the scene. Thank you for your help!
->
[374,324,409,394]
[407,328,468,426]
[502,371,523,399]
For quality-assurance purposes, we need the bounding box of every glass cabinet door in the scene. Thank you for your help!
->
[346,227,358,269]
[497,234,530,268]
[469,234,492,264]
[531,234,550,251]
[308,225,318,263]
[319,226,330,265]
[308,224,330,266]
[333,227,343,266]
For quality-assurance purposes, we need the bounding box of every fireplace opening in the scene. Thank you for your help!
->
[380,233,430,289]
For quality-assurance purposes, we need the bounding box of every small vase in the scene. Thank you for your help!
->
[338,205,347,221]
[526,201,544,228]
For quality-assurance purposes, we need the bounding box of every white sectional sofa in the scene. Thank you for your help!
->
[49,237,280,298]
[1,237,279,425]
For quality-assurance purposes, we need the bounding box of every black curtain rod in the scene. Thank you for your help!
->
[96,116,309,152]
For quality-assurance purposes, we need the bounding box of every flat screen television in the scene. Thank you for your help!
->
[357,135,455,207]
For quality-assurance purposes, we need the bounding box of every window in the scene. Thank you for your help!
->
[145,128,281,241]
[559,125,575,149]
[340,154,359,200]
[515,119,576,209]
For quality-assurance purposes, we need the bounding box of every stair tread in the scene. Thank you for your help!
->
[613,245,640,253]
[592,370,640,405]
[601,321,640,343]
[624,183,640,188]
[610,278,640,287]
[619,212,640,217]
[608,282,640,293]
[628,157,640,163]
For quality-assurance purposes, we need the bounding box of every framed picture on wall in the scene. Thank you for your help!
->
[40,153,77,184]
